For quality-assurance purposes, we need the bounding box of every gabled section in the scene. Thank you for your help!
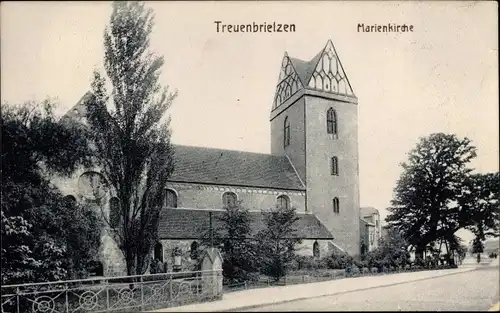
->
[306,40,355,97]
[272,52,304,110]
[59,91,93,126]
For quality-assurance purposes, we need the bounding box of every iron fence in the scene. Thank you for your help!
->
[1,270,223,313]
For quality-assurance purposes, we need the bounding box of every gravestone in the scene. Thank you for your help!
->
[200,247,223,298]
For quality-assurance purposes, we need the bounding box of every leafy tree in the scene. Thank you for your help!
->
[199,203,260,284]
[472,236,484,254]
[459,173,500,239]
[1,101,100,284]
[85,1,177,276]
[364,228,409,269]
[257,206,301,282]
[386,133,498,258]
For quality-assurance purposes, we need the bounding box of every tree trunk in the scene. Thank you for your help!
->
[415,246,424,260]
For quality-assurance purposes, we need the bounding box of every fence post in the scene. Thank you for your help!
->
[16,287,20,313]
[169,273,173,303]
[65,283,69,313]
[140,275,144,307]
[106,279,110,310]
[244,281,248,290]
[267,277,270,286]
[196,272,200,298]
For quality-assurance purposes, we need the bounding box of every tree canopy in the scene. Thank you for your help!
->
[86,1,177,275]
[386,133,499,256]
[200,202,260,284]
[1,101,101,284]
[256,206,301,282]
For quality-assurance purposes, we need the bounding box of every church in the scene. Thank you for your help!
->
[54,39,381,277]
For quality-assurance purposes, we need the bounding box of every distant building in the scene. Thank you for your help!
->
[55,39,367,276]
[484,238,499,255]
[359,207,382,254]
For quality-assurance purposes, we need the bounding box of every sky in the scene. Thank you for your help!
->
[1,1,498,242]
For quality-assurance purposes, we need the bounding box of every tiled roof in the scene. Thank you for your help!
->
[169,145,305,190]
[360,218,375,227]
[360,206,379,216]
[158,208,333,240]
[289,50,322,87]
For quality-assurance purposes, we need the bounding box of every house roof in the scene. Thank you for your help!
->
[158,208,333,240]
[360,206,379,216]
[360,218,375,227]
[169,145,305,190]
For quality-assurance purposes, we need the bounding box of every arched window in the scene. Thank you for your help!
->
[331,157,339,176]
[277,195,290,210]
[313,241,320,258]
[222,192,237,208]
[165,189,177,208]
[64,195,77,208]
[109,197,120,228]
[154,242,163,262]
[190,241,199,260]
[333,197,340,214]
[284,116,290,147]
[327,108,337,135]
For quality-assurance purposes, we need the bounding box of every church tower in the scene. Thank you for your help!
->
[270,40,360,256]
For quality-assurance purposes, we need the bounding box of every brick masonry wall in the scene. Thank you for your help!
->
[304,93,361,257]
[270,95,307,184]
[165,182,306,213]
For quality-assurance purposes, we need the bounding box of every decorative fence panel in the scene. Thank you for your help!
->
[1,270,223,313]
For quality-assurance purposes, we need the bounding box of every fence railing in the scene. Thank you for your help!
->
[223,264,459,293]
[1,269,223,313]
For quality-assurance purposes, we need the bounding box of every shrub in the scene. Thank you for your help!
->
[325,252,354,269]
[295,255,328,270]
[362,267,370,275]
[352,266,360,275]
[370,267,378,274]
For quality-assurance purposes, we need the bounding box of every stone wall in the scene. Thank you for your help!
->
[159,239,201,272]
[100,232,127,277]
[296,239,331,258]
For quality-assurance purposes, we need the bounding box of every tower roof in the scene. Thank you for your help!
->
[272,40,356,111]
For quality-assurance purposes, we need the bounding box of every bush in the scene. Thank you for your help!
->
[324,252,354,269]
[370,267,378,274]
[362,267,370,275]
[295,255,329,270]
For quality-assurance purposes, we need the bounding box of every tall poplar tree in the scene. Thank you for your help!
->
[86,1,177,275]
